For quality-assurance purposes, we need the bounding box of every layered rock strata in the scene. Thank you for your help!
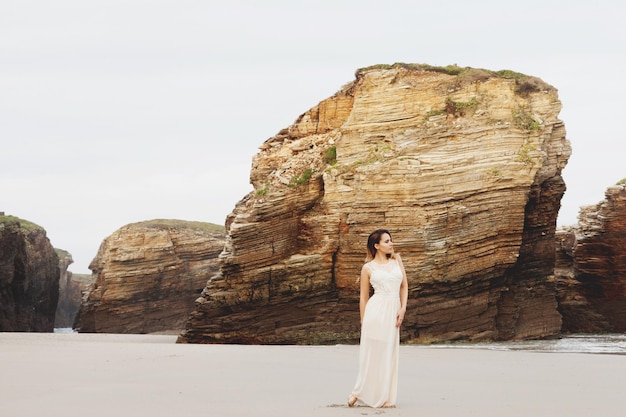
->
[179,64,571,344]
[0,214,60,332]
[556,184,626,332]
[74,220,225,334]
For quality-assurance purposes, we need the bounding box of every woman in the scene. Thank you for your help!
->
[348,229,408,408]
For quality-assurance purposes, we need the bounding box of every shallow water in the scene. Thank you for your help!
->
[53,328,626,354]
[53,327,75,334]
[433,334,626,355]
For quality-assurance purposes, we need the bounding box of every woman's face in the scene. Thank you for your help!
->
[375,233,393,256]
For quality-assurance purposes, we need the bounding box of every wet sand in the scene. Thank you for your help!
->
[1,332,624,417]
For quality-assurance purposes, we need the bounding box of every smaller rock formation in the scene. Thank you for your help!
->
[74,219,225,334]
[0,214,60,332]
[53,249,74,328]
[556,183,626,332]
[54,250,95,329]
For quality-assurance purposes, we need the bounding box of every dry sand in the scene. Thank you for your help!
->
[1,332,624,417]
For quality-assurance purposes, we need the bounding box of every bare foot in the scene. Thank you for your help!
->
[382,402,396,408]
[348,396,357,407]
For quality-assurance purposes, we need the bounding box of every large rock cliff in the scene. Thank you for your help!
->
[74,219,225,334]
[179,64,571,344]
[0,214,60,332]
[556,184,626,332]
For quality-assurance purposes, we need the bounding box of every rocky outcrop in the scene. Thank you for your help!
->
[54,250,95,328]
[179,64,571,344]
[53,249,74,328]
[55,273,94,329]
[0,214,60,332]
[556,184,626,332]
[74,219,225,334]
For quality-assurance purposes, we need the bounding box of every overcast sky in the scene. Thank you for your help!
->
[2,0,624,273]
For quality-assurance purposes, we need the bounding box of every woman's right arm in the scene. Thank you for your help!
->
[359,264,371,324]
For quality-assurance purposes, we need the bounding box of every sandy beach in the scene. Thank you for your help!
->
[1,333,624,417]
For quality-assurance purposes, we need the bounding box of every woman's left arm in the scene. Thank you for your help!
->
[395,254,409,328]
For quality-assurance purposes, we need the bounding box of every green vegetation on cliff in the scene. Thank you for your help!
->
[0,214,45,233]
[356,62,553,97]
[55,248,72,258]
[128,219,224,233]
[323,146,337,165]
[72,273,95,285]
[288,168,314,187]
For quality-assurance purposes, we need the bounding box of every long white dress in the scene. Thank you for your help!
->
[350,258,402,407]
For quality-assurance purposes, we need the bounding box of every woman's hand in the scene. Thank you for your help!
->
[396,307,406,328]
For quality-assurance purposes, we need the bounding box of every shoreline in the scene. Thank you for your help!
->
[1,332,625,417]
[51,328,626,355]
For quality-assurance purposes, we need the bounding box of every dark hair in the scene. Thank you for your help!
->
[366,229,393,261]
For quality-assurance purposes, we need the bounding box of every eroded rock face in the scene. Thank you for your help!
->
[0,215,60,332]
[179,64,571,344]
[54,250,96,329]
[74,220,225,334]
[556,184,626,332]
[53,249,75,328]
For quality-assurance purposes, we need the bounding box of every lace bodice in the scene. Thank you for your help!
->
[365,259,403,296]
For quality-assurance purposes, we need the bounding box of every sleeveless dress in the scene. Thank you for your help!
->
[350,258,402,407]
